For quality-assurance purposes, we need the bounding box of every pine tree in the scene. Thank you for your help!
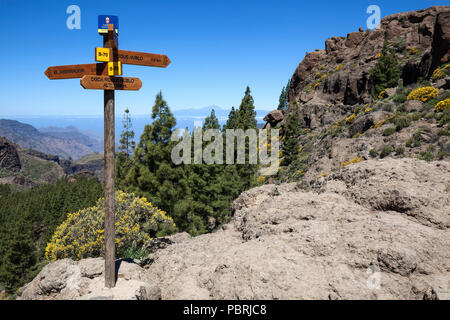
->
[116,108,136,188]
[126,91,187,227]
[370,42,401,94]
[236,86,257,130]
[203,108,220,130]
[118,108,135,158]
[0,219,36,292]
[224,106,238,130]
[277,79,291,111]
[281,110,301,166]
[234,86,258,188]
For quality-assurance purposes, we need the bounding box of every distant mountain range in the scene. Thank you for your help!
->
[0,119,103,160]
[172,105,269,120]
[2,106,271,160]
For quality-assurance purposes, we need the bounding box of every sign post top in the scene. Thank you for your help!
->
[98,15,119,34]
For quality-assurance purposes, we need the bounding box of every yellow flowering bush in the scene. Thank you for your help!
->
[339,157,363,168]
[432,63,450,81]
[435,99,450,112]
[335,64,344,72]
[45,191,177,261]
[317,172,329,178]
[345,114,356,123]
[407,86,439,102]
[378,90,386,99]
[408,47,419,55]
[256,176,266,183]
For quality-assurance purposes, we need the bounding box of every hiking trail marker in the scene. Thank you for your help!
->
[44,16,171,288]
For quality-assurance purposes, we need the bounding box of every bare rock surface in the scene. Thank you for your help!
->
[18,160,449,300]
[18,258,160,300]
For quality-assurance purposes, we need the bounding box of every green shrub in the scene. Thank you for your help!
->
[380,145,394,158]
[438,129,449,136]
[425,113,434,119]
[117,246,149,261]
[418,151,434,162]
[395,147,405,156]
[369,148,378,158]
[406,130,422,148]
[437,149,447,160]
[381,103,393,112]
[416,77,431,87]
[409,112,421,121]
[393,37,406,53]
[392,88,413,104]
[440,110,450,126]
[383,127,396,136]
[392,115,411,131]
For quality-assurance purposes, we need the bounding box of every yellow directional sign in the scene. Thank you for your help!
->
[107,62,122,76]
[95,47,110,62]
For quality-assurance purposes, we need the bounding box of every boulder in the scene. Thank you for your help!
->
[349,111,391,137]
[404,100,424,112]
[434,76,450,89]
[384,87,398,97]
[263,110,284,127]
[18,258,160,300]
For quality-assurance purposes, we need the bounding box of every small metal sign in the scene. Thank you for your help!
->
[98,15,118,34]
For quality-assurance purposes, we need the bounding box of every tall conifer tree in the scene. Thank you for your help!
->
[127,91,187,225]
[281,110,301,166]
[116,108,136,188]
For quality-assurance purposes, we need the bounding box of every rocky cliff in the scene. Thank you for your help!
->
[18,158,449,300]
[0,137,21,172]
[0,136,101,188]
[288,6,449,106]
[263,6,450,185]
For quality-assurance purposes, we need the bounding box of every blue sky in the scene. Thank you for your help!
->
[0,0,446,116]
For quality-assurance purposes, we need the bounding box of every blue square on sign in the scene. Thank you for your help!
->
[98,15,119,34]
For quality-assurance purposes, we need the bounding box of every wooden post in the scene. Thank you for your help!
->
[103,25,116,288]
[45,17,170,288]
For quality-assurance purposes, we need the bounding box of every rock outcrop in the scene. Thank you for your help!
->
[18,258,161,300]
[0,137,21,172]
[0,119,103,160]
[263,110,284,129]
[288,6,450,106]
[19,158,450,300]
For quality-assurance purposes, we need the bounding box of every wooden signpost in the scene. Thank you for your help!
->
[44,16,171,288]
[95,48,171,68]
[80,75,142,90]
[44,63,108,79]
